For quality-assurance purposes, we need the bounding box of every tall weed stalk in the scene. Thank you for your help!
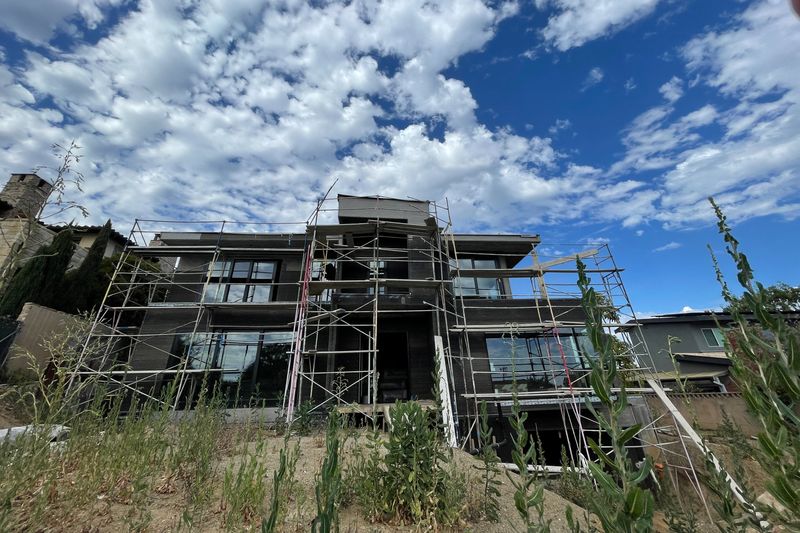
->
[576,258,654,532]
[706,197,799,529]
[312,410,342,532]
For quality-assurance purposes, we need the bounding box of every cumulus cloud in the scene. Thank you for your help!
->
[536,0,662,51]
[0,0,796,237]
[0,0,663,234]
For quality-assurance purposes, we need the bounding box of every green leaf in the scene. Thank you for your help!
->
[624,487,654,520]
[587,461,620,496]
[617,424,642,447]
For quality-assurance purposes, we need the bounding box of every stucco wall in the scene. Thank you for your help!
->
[645,392,761,436]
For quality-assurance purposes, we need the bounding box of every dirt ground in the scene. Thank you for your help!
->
[74,433,584,532]
[0,385,26,429]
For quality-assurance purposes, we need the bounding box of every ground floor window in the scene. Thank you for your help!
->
[485,329,594,393]
[171,330,293,407]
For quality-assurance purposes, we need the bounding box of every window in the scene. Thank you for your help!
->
[451,258,502,298]
[485,330,593,393]
[171,331,293,407]
[701,328,725,348]
[205,259,278,303]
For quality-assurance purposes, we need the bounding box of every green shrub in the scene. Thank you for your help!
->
[262,436,299,532]
[348,400,463,527]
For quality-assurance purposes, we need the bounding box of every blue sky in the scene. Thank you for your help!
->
[0,0,798,315]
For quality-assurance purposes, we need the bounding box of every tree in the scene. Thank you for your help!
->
[55,220,112,314]
[724,282,800,314]
[0,228,75,317]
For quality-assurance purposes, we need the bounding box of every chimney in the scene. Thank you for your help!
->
[0,173,53,219]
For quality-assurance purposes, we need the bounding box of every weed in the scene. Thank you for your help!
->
[507,370,551,533]
[557,447,592,510]
[263,436,300,532]
[312,410,343,532]
[474,400,501,522]
[705,197,799,530]
[220,440,269,530]
[575,258,655,532]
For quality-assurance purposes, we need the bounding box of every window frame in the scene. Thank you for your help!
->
[451,257,503,299]
[484,329,594,393]
[701,327,725,348]
[206,258,279,303]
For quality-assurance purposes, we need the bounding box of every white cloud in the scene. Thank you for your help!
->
[537,0,662,51]
[653,241,681,252]
[3,0,641,232]
[621,0,800,228]
[658,76,683,102]
[0,0,122,45]
[548,118,572,135]
[0,0,796,237]
[581,67,604,91]
[680,306,696,313]
[625,78,637,92]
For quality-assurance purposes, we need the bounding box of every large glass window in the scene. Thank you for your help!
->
[451,257,502,298]
[485,330,593,393]
[171,330,293,407]
[204,259,278,303]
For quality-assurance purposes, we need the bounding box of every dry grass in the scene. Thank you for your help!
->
[0,400,583,533]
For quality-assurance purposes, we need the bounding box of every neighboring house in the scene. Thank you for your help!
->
[0,173,86,278]
[48,224,132,259]
[82,194,649,462]
[0,173,127,281]
[620,311,736,392]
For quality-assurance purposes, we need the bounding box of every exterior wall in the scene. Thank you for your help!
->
[632,321,726,373]
[77,233,124,258]
[2,302,83,376]
[0,221,88,279]
[0,174,52,218]
[645,392,760,435]
[337,195,430,224]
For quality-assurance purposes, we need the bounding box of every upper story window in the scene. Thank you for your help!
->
[451,257,502,298]
[701,327,725,348]
[204,259,278,303]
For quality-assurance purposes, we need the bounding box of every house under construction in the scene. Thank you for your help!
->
[73,193,733,512]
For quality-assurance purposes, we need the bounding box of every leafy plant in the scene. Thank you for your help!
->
[507,367,551,533]
[312,410,343,532]
[474,400,501,522]
[262,436,300,532]
[0,228,74,317]
[348,400,462,527]
[706,197,799,529]
[576,258,655,533]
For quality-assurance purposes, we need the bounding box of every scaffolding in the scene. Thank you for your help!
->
[69,191,748,516]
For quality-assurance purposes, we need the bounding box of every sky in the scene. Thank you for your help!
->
[0,0,798,315]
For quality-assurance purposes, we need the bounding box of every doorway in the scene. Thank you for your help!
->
[376,332,410,403]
